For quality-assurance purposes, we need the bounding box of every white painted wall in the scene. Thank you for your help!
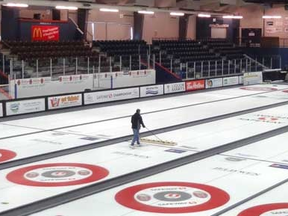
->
[143,12,179,43]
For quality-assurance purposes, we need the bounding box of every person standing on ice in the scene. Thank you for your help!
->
[130,109,145,148]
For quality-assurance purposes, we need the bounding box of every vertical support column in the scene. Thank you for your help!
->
[208,61,210,77]
[228,60,230,74]
[98,55,101,73]
[87,57,90,74]
[120,56,122,71]
[63,58,65,75]
[21,60,24,79]
[76,57,78,74]
[129,55,132,71]
[139,55,141,70]
[215,60,217,76]
[2,55,5,74]
[186,62,188,79]
[201,61,203,77]
[194,62,196,79]
[36,59,39,78]
[10,59,13,79]
[245,58,248,72]
[222,59,224,75]
[148,54,150,69]
[50,58,52,77]
[109,56,112,72]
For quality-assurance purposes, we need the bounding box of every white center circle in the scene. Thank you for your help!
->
[24,166,92,183]
[134,186,211,208]
[260,208,288,216]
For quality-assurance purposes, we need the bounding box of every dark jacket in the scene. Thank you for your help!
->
[131,112,145,129]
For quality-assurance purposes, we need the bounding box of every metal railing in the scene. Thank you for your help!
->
[5,54,152,80]
[0,52,282,82]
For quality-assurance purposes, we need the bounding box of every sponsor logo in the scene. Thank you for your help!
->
[236,153,258,158]
[239,114,288,124]
[113,151,150,159]
[50,98,60,108]
[186,80,205,91]
[146,89,159,95]
[10,103,20,113]
[80,137,100,141]
[225,157,246,162]
[33,27,43,38]
[136,194,151,201]
[165,149,187,154]
[270,164,288,170]
[207,80,213,87]
[213,167,260,176]
[166,83,185,93]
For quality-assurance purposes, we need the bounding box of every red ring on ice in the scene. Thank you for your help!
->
[238,203,288,216]
[115,182,230,213]
[6,163,109,187]
[0,149,17,163]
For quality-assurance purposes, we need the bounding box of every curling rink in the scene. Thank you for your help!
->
[1,84,288,216]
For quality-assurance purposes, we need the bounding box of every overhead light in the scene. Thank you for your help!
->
[100,8,119,12]
[56,6,78,10]
[170,12,185,16]
[223,15,243,19]
[3,3,28,7]
[138,10,154,15]
[198,14,211,18]
[130,27,133,40]
[262,15,282,19]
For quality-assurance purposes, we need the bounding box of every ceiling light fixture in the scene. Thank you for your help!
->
[223,15,243,19]
[3,3,28,7]
[56,6,78,10]
[198,14,211,18]
[262,15,282,19]
[170,12,185,16]
[138,10,154,15]
[100,8,119,12]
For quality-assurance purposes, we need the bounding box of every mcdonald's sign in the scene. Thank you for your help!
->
[32,26,59,41]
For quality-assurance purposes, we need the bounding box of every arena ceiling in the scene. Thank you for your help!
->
[1,0,283,14]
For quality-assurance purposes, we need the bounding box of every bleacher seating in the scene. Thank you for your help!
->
[0,39,252,80]
[92,40,149,71]
[152,39,246,78]
[2,40,97,60]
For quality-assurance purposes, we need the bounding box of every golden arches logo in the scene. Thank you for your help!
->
[33,28,42,38]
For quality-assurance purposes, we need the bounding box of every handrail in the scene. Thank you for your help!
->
[244,54,269,69]
[69,17,84,36]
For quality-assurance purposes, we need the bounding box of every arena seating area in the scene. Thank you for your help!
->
[2,40,97,60]
[0,38,252,81]
[92,40,149,71]
[151,39,245,78]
